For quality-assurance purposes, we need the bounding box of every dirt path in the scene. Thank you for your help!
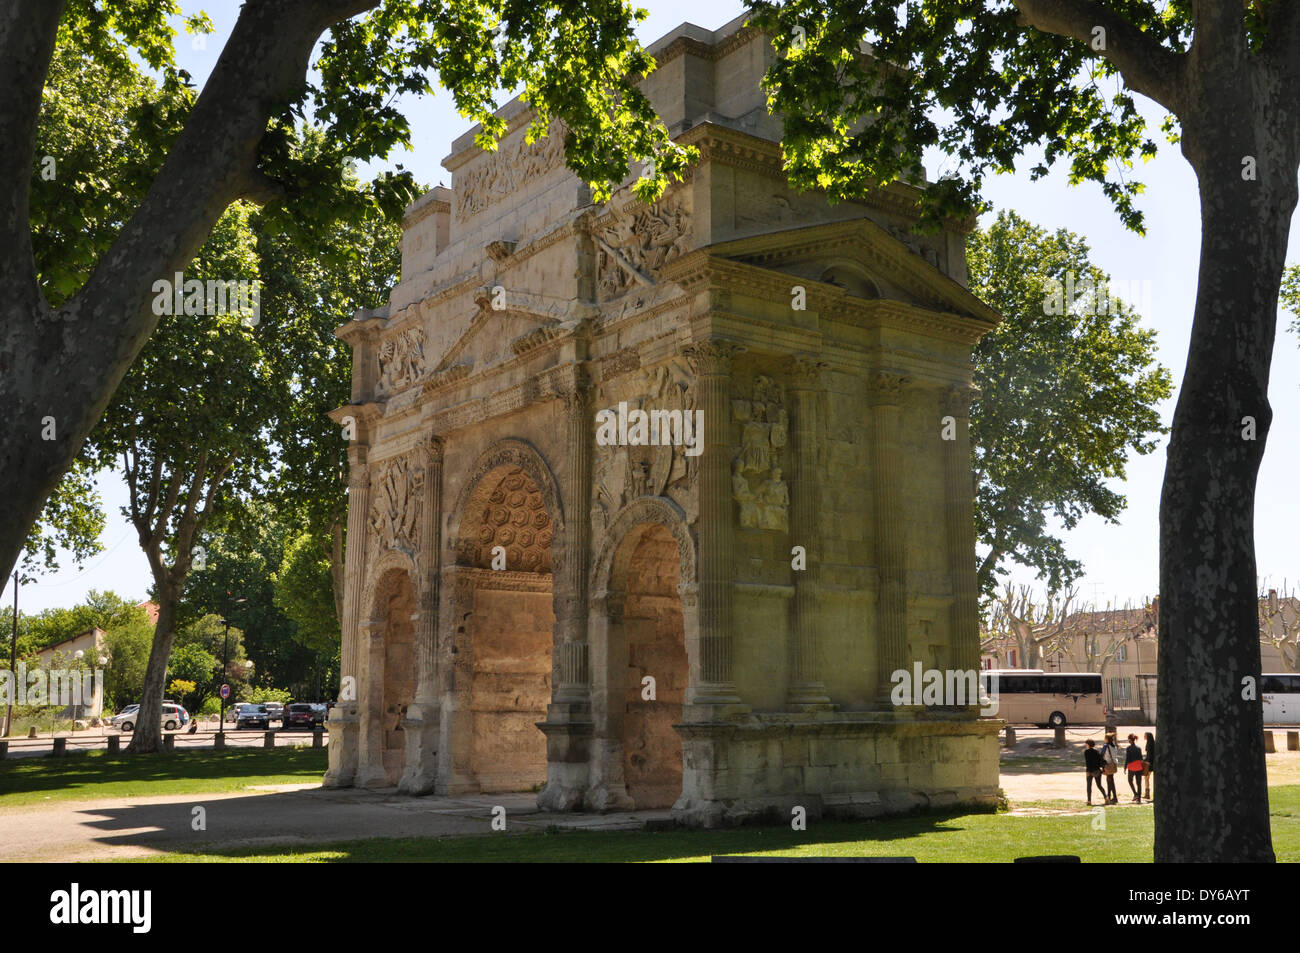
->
[0,786,668,862]
[998,728,1300,813]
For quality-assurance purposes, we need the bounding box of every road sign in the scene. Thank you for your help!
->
[220,684,231,699]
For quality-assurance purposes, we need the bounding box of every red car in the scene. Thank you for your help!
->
[282,703,324,730]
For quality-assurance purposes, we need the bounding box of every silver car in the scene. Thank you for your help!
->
[112,703,186,732]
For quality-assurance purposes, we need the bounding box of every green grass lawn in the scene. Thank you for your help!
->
[129,785,1300,863]
[0,747,328,806]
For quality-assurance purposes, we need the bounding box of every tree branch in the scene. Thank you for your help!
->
[46,0,383,462]
[1013,0,1187,112]
[0,0,62,316]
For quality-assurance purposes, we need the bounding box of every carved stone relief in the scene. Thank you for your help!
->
[470,468,553,573]
[455,131,567,221]
[595,192,692,300]
[591,360,698,532]
[368,456,424,555]
[376,327,426,396]
[731,374,789,531]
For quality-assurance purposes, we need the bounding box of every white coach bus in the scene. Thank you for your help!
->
[979,669,1105,728]
[1263,673,1300,725]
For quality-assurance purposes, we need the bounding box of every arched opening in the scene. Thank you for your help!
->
[611,523,687,808]
[371,568,416,784]
[455,464,555,792]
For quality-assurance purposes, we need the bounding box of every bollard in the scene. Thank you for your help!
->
[52,737,66,757]
[1264,731,1275,753]
[264,730,276,749]
[0,741,7,759]
[214,731,225,750]
[1288,731,1299,752]
[1004,726,1017,747]
[312,729,324,748]
[1054,725,1066,748]
[163,734,175,752]
[107,735,120,755]
[28,727,38,739]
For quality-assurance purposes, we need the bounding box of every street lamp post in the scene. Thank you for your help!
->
[218,595,246,741]
[4,571,17,739]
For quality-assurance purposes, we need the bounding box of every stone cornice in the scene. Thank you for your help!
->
[661,252,993,346]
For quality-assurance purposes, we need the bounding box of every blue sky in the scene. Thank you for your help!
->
[16,0,1300,614]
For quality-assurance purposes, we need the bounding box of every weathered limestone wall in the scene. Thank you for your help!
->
[470,588,552,792]
[677,718,1000,827]
[621,526,687,809]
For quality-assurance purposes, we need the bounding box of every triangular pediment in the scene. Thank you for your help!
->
[706,218,1000,326]
[432,290,589,375]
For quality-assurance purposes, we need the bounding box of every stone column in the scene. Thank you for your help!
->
[324,445,368,788]
[436,569,480,795]
[943,385,982,679]
[538,373,596,810]
[869,371,911,704]
[555,373,593,706]
[580,588,634,812]
[400,436,443,794]
[684,341,743,705]
[355,619,389,787]
[787,357,831,707]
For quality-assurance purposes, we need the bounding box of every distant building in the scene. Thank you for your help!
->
[982,596,1296,722]
[34,627,106,718]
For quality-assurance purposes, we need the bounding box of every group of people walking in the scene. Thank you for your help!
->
[1083,731,1154,805]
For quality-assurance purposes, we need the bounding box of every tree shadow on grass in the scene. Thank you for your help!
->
[87,790,988,863]
[0,747,327,801]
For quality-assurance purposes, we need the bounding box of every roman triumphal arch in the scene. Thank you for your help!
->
[324,13,1001,825]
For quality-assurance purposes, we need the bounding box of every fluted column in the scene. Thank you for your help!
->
[414,436,443,703]
[324,444,369,788]
[869,371,911,703]
[436,568,480,795]
[943,385,982,679]
[537,373,596,811]
[355,618,389,787]
[555,374,593,705]
[400,435,443,793]
[685,341,743,704]
[787,357,831,707]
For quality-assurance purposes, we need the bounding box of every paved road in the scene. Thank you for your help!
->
[0,787,667,862]
[1,726,325,759]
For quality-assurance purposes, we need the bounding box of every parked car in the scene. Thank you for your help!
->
[236,703,271,730]
[282,703,325,730]
[112,702,188,732]
[263,701,284,723]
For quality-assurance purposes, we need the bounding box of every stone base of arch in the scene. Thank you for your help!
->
[322,704,359,788]
[397,701,440,795]
[536,711,594,811]
[669,715,1001,828]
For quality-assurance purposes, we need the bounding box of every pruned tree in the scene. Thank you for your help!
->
[1259,586,1300,673]
[982,585,1083,669]
[750,0,1294,863]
